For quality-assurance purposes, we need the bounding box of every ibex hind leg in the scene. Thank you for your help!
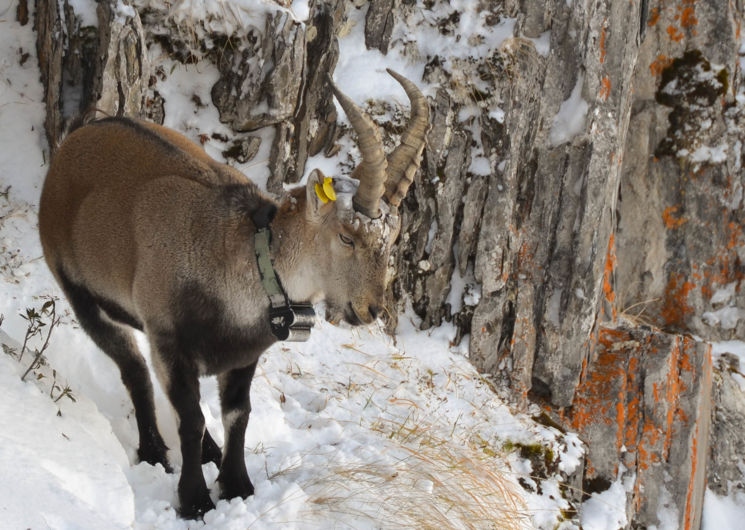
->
[57,269,171,472]
[149,333,215,518]
[216,362,258,500]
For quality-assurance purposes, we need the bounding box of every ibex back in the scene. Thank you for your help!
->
[38,70,428,518]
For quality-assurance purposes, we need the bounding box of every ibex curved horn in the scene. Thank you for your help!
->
[383,69,429,208]
[327,76,387,219]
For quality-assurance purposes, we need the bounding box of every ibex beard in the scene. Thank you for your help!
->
[38,69,428,518]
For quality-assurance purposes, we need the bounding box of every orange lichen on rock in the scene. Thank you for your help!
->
[600,76,611,101]
[682,345,711,530]
[602,233,618,321]
[683,391,704,530]
[650,54,674,76]
[563,324,711,527]
[648,7,660,26]
[726,220,744,250]
[699,222,744,301]
[569,329,700,467]
[599,24,607,64]
[568,327,629,433]
[667,25,684,42]
[679,6,697,28]
[662,205,688,229]
[517,241,532,269]
[664,339,682,459]
[661,273,696,327]
[638,419,663,471]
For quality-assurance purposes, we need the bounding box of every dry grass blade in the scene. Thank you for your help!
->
[619,297,661,327]
[301,412,531,530]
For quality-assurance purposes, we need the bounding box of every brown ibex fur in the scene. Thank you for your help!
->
[38,70,428,518]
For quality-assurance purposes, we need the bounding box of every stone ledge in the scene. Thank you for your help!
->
[560,325,712,529]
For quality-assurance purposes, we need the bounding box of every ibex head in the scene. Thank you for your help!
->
[284,69,429,326]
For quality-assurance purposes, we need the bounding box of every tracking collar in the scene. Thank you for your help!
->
[254,227,315,341]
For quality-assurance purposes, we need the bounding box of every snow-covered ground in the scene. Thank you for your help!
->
[1,1,744,529]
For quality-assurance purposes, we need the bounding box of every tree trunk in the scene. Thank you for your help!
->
[33,0,744,527]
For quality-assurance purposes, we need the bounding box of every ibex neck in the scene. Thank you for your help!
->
[268,205,322,304]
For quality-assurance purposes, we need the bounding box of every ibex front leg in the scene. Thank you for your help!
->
[217,362,258,500]
[151,335,215,518]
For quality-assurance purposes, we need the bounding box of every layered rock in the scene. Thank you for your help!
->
[35,0,149,150]
[616,3,745,341]
[566,326,712,529]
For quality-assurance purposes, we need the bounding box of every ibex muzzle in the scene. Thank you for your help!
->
[38,69,428,518]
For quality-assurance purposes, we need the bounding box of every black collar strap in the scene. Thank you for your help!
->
[254,227,315,341]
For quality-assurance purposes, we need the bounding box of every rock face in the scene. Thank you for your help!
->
[708,354,745,497]
[34,0,150,151]
[382,2,740,526]
[566,326,712,529]
[616,3,745,342]
[267,0,346,192]
[33,0,744,527]
[210,12,305,132]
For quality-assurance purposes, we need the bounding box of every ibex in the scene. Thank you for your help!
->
[38,69,428,518]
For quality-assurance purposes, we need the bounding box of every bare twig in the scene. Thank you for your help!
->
[21,301,59,381]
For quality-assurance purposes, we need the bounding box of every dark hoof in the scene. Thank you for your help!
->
[138,442,172,473]
[202,430,222,466]
[218,471,254,500]
[178,489,215,519]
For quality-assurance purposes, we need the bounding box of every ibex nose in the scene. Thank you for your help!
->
[368,305,382,320]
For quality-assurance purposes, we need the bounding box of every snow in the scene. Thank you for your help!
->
[703,488,745,530]
[580,474,628,530]
[558,432,583,474]
[0,331,134,529]
[334,6,427,108]
[68,0,98,27]
[651,483,679,530]
[530,31,552,57]
[703,282,745,331]
[711,282,737,305]
[132,0,293,36]
[679,143,729,164]
[710,340,745,392]
[469,154,492,175]
[703,306,745,330]
[489,106,506,123]
[289,0,310,22]
[116,2,137,24]
[550,73,589,146]
[446,265,466,314]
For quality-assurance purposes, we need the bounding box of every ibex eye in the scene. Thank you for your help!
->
[339,234,355,248]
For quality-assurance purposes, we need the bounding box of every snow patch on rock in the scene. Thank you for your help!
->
[550,73,589,146]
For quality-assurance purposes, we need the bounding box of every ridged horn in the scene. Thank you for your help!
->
[327,75,387,219]
[383,68,429,208]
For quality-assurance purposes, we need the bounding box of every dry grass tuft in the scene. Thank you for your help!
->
[302,413,531,529]
[619,297,662,328]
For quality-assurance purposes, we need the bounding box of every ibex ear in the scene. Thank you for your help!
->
[305,168,334,220]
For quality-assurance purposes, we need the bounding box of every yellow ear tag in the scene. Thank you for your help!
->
[314,182,329,203]
[322,177,337,201]
[314,177,336,203]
